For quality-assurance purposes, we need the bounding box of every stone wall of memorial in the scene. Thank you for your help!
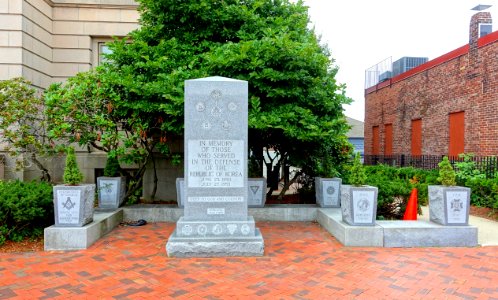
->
[364,30,498,157]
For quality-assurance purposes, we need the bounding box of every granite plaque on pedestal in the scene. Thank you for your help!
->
[166,76,264,257]
[248,178,267,207]
[176,178,184,208]
[429,186,470,226]
[97,177,126,210]
[315,177,342,207]
[340,185,378,226]
[53,184,95,227]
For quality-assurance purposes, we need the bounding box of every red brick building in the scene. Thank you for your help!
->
[364,11,497,157]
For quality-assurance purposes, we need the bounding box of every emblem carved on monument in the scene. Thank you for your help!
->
[222,120,231,130]
[212,224,223,235]
[210,89,222,99]
[451,198,463,212]
[201,121,211,130]
[227,224,237,235]
[182,225,193,236]
[210,89,223,118]
[241,224,250,235]
[357,198,370,212]
[326,186,335,195]
[197,224,207,236]
[228,102,237,111]
[211,105,222,117]
[196,102,206,112]
[63,197,76,210]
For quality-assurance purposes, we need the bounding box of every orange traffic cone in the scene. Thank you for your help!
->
[403,188,418,220]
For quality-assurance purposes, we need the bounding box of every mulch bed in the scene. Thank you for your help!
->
[1,204,496,253]
[0,236,44,253]
[469,205,498,221]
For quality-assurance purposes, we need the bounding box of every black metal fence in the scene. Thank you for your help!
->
[364,154,498,178]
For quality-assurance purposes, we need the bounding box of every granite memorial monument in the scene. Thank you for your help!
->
[166,76,264,257]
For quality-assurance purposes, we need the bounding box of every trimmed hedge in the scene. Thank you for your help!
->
[366,165,438,219]
[0,180,54,245]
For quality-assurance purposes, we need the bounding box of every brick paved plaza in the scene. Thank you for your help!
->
[1,222,497,299]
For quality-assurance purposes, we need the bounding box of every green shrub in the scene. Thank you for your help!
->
[363,165,410,219]
[104,153,121,177]
[368,176,411,219]
[437,156,456,186]
[455,153,485,186]
[465,176,498,208]
[0,180,53,245]
[63,147,83,185]
[349,152,366,186]
[355,165,438,219]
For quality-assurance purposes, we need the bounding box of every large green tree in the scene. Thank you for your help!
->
[47,0,353,199]
[45,68,171,200]
[109,0,352,194]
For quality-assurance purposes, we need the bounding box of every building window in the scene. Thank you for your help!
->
[449,111,465,157]
[372,126,380,155]
[384,124,393,155]
[479,23,492,38]
[91,38,114,67]
[98,42,113,64]
[411,119,422,156]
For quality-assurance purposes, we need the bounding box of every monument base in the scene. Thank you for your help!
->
[166,229,264,257]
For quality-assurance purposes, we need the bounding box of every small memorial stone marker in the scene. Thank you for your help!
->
[97,177,126,210]
[340,185,378,226]
[166,76,264,257]
[248,178,267,207]
[429,186,470,225]
[315,177,341,208]
[175,178,185,207]
[53,184,95,227]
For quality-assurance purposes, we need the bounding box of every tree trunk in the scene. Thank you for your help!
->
[266,163,281,198]
[30,153,51,182]
[277,170,302,200]
[123,154,150,202]
[150,153,158,200]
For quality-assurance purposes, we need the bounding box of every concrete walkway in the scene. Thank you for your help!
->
[420,206,498,246]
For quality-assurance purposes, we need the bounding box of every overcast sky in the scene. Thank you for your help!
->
[302,0,497,121]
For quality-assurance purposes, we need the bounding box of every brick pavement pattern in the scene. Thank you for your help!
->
[1,222,497,299]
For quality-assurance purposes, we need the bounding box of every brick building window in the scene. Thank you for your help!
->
[449,111,465,157]
[372,126,380,155]
[411,119,422,156]
[479,23,492,38]
[384,124,393,155]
